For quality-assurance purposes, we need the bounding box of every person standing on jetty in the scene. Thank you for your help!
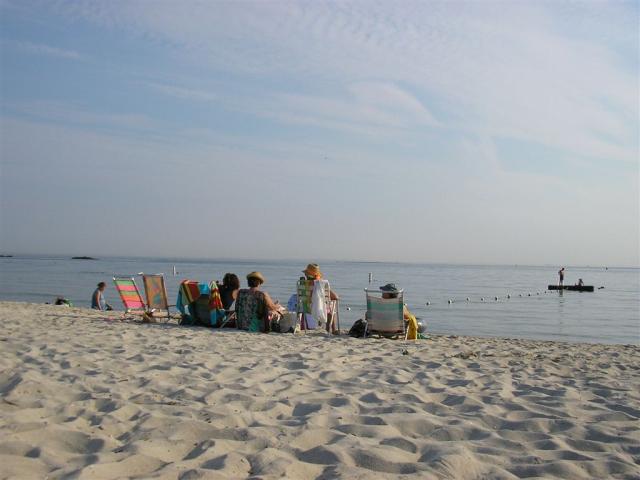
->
[558,267,565,287]
[91,282,112,311]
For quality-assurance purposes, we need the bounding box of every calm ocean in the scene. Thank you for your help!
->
[0,256,638,345]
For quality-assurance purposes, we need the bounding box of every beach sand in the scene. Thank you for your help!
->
[0,302,638,479]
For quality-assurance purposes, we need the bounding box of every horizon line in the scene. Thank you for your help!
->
[1,252,638,270]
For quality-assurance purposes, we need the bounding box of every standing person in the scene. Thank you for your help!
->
[302,263,339,334]
[91,282,112,311]
[558,267,565,287]
[218,273,240,311]
[235,272,281,332]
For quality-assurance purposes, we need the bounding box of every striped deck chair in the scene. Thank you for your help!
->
[113,277,146,314]
[141,274,171,321]
[364,288,405,339]
[296,278,340,332]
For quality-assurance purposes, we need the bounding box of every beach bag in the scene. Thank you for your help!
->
[270,316,281,333]
[349,319,368,338]
[279,312,296,333]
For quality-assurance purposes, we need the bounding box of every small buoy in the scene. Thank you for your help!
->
[466,297,470,301]
[519,294,522,297]
[426,301,430,306]
[507,294,511,299]
[448,299,452,304]
[480,297,484,302]
[346,307,351,311]
[527,293,531,296]
[536,292,540,295]
[494,296,498,301]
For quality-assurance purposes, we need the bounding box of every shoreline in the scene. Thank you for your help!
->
[1,302,639,479]
[0,300,636,347]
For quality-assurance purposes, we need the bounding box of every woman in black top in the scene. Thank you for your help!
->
[218,273,240,310]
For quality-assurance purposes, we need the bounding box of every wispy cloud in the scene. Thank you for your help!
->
[17,41,83,60]
[147,82,218,102]
[2,100,162,138]
[50,1,636,163]
[254,82,438,137]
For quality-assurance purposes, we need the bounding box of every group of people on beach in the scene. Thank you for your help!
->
[90,262,421,338]
[91,263,342,332]
[219,263,341,334]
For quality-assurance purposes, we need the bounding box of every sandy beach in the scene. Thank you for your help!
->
[0,302,638,479]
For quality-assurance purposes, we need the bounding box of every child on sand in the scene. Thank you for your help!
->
[91,282,113,311]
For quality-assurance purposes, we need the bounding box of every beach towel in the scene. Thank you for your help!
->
[405,308,418,340]
[208,282,224,311]
[311,280,328,326]
[176,281,210,317]
[181,280,201,304]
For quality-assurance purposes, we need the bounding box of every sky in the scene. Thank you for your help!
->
[0,0,638,266]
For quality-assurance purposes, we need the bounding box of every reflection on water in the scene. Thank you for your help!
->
[556,290,565,337]
[0,256,638,345]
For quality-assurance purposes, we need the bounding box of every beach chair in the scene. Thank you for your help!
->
[176,280,226,327]
[141,274,171,321]
[296,278,340,332]
[113,276,146,315]
[364,288,405,339]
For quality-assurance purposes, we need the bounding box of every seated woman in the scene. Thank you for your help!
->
[302,263,340,334]
[218,273,240,311]
[235,272,281,332]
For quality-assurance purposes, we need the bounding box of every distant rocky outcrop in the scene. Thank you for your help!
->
[71,256,97,260]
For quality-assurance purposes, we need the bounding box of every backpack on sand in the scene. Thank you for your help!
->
[349,319,368,338]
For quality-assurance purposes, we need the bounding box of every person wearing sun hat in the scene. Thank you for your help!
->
[301,263,340,333]
[302,264,339,300]
[235,271,281,332]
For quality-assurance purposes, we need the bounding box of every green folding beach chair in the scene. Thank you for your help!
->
[296,278,340,332]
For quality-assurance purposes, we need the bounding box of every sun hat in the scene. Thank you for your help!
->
[247,271,266,284]
[303,263,322,278]
[379,283,399,293]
